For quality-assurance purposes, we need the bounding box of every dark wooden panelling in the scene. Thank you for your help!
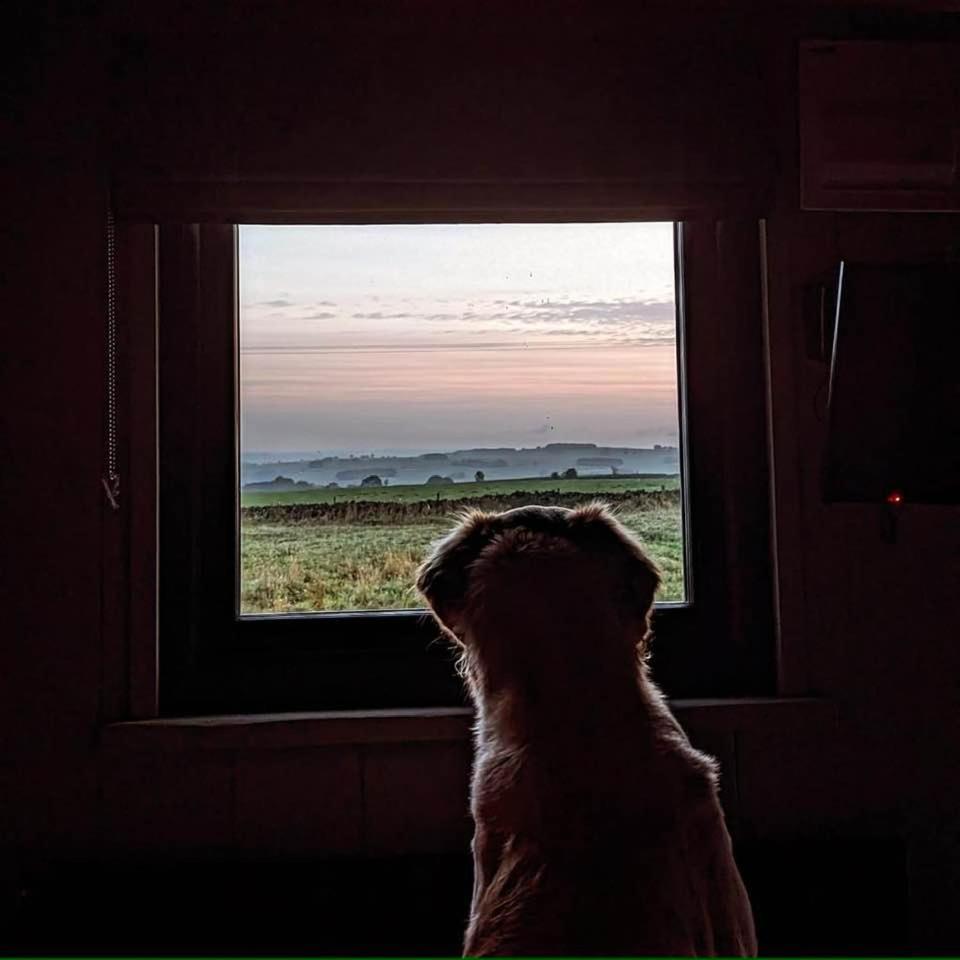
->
[363,741,472,854]
[235,747,362,856]
[737,726,843,833]
[2,4,108,862]
[99,750,235,853]
[6,4,960,951]
[109,4,775,213]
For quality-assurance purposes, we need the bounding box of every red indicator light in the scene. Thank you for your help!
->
[886,490,904,505]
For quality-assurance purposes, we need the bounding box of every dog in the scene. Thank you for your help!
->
[417,503,757,957]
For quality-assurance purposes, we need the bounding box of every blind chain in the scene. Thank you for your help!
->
[102,208,120,511]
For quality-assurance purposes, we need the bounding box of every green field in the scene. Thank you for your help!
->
[240,474,679,507]
[240,475,684,614]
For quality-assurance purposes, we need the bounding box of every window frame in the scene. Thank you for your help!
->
[137,214,775,716]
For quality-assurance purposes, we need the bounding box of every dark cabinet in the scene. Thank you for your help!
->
[800,41,960,211]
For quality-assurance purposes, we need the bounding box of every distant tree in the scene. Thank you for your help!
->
[562,467,578,479]
[360,474,382,487]
[474,470,485,482]
[426,474,453,485]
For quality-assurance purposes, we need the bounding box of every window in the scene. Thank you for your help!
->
[147,215,775,714]
[238,222,685,616]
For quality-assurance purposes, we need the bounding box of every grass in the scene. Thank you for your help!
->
[241,520,454,612]
[239,476,685,614]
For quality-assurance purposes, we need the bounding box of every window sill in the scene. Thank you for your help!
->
[101,697,836,753]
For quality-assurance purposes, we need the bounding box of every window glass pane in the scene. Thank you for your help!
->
[239,223,685,614]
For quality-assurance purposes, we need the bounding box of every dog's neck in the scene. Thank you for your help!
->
[470,657,657,753]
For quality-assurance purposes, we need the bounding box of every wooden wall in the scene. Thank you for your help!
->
[3,1,960,951]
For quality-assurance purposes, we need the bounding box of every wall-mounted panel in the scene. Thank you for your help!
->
[800,41,960,211]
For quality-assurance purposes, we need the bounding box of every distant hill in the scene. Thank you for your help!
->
[241,444,679,490]
[243,475,316,492]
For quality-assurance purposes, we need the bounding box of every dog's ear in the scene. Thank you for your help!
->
[416,511,495,636]
[569,501,662,622]
[625,543,662,621]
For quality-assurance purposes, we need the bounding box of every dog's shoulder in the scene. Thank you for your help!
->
[641,679,721,792]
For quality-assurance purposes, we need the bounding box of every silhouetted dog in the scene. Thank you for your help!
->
[417,503,756,957]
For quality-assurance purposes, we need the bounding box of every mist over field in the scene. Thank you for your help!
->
[241,442,680,491]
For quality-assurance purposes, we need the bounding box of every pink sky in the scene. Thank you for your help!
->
[239,223,679,454]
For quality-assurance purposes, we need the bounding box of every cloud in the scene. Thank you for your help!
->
[252,296,673,331]
[241,341,530,354]
[416,296,675,332]
[506,298,675,324]
[247,298,338,312]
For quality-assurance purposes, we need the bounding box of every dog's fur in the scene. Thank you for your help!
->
[417,503,757,957]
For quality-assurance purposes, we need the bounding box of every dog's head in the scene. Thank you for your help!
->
[416,503,662,695]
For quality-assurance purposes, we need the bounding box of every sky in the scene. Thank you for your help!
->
[239,222,679,456]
